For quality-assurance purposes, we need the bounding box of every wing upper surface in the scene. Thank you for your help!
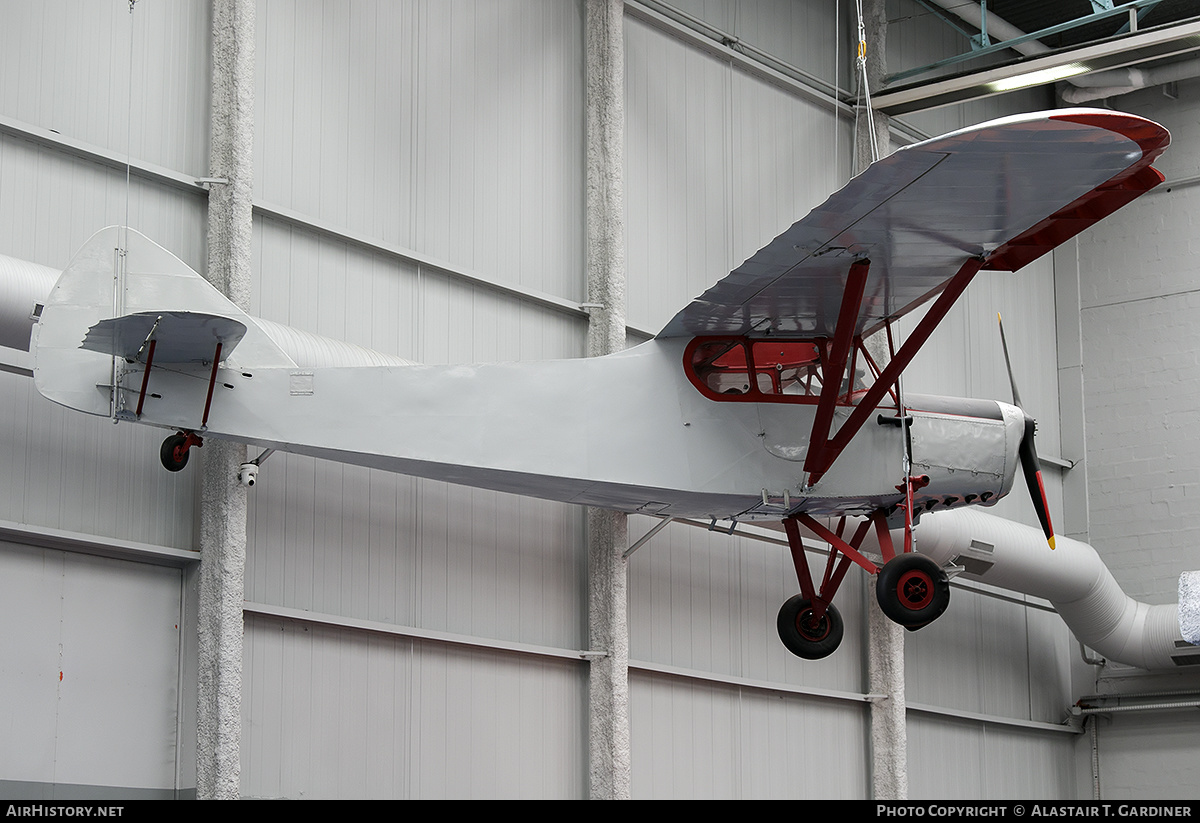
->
[657,109,1169,339]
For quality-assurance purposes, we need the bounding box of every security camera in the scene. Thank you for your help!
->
[238,463,258,487]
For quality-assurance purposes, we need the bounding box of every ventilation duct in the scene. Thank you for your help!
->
[907,508,1195,670]
[1059,58,1200,103]
[0,254,59,351]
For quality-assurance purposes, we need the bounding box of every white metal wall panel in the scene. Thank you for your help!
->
[665,0,847,87]
[1077,84,1200,603]
[0,138,207,275]
[624,15,851,334]
[0,0,210,177]
[254,0,584,301]
[0,540,183,797]
[908,714,1077,799]
[629,517,867,688]
[630,670,868,798]
[0,371,196,550]
[247,464,584,649]
[242,614,585,799]
[904,587,1073,722]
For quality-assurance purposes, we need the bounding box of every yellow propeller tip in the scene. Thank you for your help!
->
[1048,536,1056,550]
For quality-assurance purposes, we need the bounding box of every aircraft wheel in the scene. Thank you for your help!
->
[160,433,191,472]
[777,595,844,659]
[876,553,950,628]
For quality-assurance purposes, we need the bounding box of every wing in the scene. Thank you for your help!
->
[657,109,1170,340]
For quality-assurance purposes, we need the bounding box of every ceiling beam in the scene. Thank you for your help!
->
[872,18,1200,115]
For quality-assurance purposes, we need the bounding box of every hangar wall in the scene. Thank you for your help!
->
[1072,77,1200,799]
[0,0,1191,800]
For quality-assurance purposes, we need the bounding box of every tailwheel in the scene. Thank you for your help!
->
[875,553,950,629]
[160,431,202,472]
[777,595,844,659]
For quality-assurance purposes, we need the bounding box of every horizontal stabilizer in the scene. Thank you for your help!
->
[82,311,247,363]
[35,226,295,419]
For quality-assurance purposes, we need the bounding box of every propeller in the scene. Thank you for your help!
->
[998,313,1056,550]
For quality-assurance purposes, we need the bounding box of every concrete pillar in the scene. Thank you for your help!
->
[197,0,254,800]
[584,0,631,800]
[855,0,908,802]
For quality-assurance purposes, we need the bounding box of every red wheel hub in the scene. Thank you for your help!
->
[796,609,831,641]
[896,570,934,611]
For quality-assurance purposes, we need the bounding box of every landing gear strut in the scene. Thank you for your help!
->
[775,514,880,659]
[775,506,953,659]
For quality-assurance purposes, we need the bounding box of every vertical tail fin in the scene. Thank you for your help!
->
[34,226,294,418]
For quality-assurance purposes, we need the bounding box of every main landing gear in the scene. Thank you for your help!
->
[876,552,950,629]
[775,508,951,659]
[777,594,844,660]
[160,431,203,472]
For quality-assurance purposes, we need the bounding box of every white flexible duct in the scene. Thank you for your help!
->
[908,508,1187,670]
[0,255,59,351]
[1059,58,1200,103]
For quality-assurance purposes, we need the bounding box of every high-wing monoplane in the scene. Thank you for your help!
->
[15,109,1172,659]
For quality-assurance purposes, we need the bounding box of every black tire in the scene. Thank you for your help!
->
[776,595,844,659]
[160,433,190,472]
[876,553,950,628]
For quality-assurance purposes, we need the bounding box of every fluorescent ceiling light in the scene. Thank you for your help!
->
[987,64,1089,92]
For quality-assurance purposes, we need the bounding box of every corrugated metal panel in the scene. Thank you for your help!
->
[0,540,183,795]
[246,462,585,649]
[630,670,869,798]
[905,586,1074,721]
[242,614,585,798]
[254,0,584,300]
[629,517,867,688]
[624,15,851,335]
[0,137,206,274]
[908,715,1076,799]
[0,372,196,549]
[662,0,848,87]
[0,0,210,176]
